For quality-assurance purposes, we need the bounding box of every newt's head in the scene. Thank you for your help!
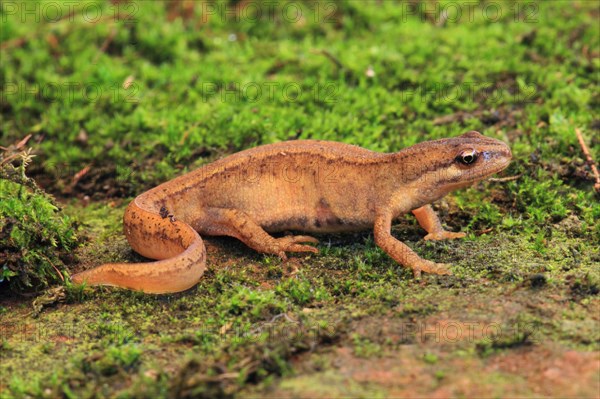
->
[443,130,512,187]
[407,131,512,201]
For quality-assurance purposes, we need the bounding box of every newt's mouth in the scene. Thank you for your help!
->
[491,155,512,174]
[494,147,513,172]
[481,144,512,177]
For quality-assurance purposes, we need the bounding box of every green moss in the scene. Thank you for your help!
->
[351,333,383,358]
[275,276,331,305]
[275,370,387,399]
[423,352,439,365]
[217,285,286,319]
[1,151,79,292]
[1,0,599,397]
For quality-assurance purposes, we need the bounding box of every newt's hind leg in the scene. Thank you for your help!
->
[412,205,466,241]
[192,208,318,259]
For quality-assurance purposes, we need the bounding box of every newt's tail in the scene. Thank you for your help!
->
[71,199,207,294]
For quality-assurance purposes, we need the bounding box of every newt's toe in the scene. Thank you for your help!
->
[432,263,453,275]
[411,260,452,277]
[288,244,319,254]
[271,235,319,259]
[290,235,319,244]
[424,231,466,241]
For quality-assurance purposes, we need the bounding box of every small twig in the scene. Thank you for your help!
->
[93,25,118,63]
[575,127,600,193]
[0,152,20,166]
[476,227,494,236]
[42,254,65,282]
[488,173,523,183]
[312,49,345,70]
[179,121,200,145]
[72,165,91,185]
[432,111,474,126]
[15,134,32,149]
[0,134,32,152]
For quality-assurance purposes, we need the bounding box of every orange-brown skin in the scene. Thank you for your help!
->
[72,131,512,294]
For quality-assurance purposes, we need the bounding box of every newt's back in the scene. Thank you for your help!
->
[166,141,388,231]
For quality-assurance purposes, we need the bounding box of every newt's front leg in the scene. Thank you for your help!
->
[411,205,466,241]
[374,209,452,278]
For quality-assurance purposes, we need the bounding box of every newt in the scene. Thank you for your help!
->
[72,131,512,294]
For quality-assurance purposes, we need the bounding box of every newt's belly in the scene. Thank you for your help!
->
[259,214,374,233]
[253,197,377,233]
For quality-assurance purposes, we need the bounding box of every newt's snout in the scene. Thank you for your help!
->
[494,140,513,171]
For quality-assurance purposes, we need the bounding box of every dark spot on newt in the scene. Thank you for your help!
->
[329,217,344,225]
[262,216,309,231]
[159,206,169,219]
[316,197,341,226]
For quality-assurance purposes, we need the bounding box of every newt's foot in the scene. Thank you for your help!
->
[411,259,452,278]
[273,235,319,260]
[424,231,466,241]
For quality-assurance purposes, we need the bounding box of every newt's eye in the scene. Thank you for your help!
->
[457,149,478,165]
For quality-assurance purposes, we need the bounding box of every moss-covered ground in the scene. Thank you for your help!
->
[1,1,599,397]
